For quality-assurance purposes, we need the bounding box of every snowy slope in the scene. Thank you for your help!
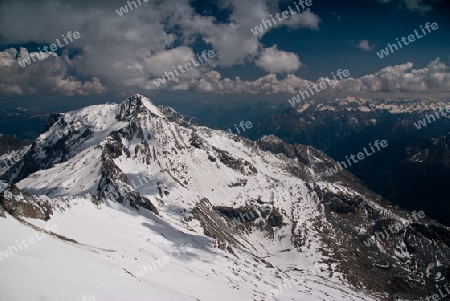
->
[1,94,449,301]
[1,200,376,301]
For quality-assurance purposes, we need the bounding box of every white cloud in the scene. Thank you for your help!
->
[282,9,320,29]
[1,0,446,99]
[351,59,450,93]
[0,47,106,96]
[143,58,450,98]
[0,0,319,96]
[255,45,302,74]
[355,40,374,52]
[143,47,197,77]
[1,38,449,98]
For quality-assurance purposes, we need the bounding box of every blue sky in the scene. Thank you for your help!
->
[0,0,449,109]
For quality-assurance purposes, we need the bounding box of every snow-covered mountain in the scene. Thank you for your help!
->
[293,96,450,115]
[1,94,449,301]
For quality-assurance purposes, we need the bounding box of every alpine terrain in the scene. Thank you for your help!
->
[248,97,450,227]
[1,95,449,301]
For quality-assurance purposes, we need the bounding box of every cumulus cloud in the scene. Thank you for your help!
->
[144,58,450,98]
[1,41,449,98]
[255,45,302,74]
[144,47,198,77]
[342,59,450,93]
[0,47,106,96]
[0,0,446,98]
[0,0,314,95]
[355,40,374,51]
[282,9,320,29]
[0,0,321,96]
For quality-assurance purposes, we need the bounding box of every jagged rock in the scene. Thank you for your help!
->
[257,135,296,158]
[213,148,257,175]
[0,181,52,220]
[189,131,204,149]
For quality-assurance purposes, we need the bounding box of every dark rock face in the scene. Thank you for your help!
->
[213,203,281,231]
[257,135,296,158]
[214,206,260,223]
[318,191,363,214]
[267,209,283,227]
[228,178,247,187]
[192,198,245,252]
[97,134,159,216]
[213,148,257,175]
[102,131,124,159]
[0,182,52,220]
[412,223,450,246]
[314,184,450,300]
[44,113,64,132]
[189,131,204,149]
[116,94,150,122]
[1,114,94,184]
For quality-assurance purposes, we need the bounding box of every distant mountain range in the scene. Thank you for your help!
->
[0,134,31,156]
[0,107,48,140]
[246,96,450,227]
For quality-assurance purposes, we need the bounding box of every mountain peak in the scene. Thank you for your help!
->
[116,94,164,121]
[4,95,450,301]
